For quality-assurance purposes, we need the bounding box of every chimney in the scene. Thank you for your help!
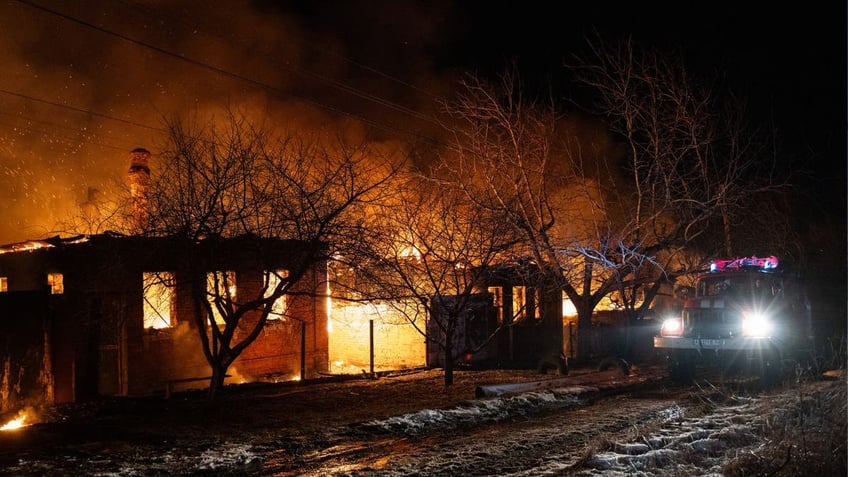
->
[128,148,151,231]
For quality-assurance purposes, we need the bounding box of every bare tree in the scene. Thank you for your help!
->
[350,175,519,385]
[441,40,780,362]
[438,69,616,362]
[566,38,789,356]
[143,110,398,399]
[569,37,783,256]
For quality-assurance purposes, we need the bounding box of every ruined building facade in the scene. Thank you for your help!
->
[0,233,329,411]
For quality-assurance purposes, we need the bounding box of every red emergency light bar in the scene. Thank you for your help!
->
[709,255,779,273]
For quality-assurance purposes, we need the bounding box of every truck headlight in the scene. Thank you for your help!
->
[742,311,773,338]
[660,317,684,337]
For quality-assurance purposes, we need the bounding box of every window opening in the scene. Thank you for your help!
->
[207,271,236,325]
[47,273,63,294]
[143,272,175,329]
[265,269,289,320]
[513,286,527,321]
[533,288,542,320]
[488,286,503,324]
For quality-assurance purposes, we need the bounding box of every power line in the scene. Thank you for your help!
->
[0,113,139,152]
[13,0,445,144]
[0,88,163,133]
[120,0,443,103]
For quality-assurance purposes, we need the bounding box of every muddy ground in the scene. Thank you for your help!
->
[0,365,651,438]
[0,365,655,471]
[0,363,844,476]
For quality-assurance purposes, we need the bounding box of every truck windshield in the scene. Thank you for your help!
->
[697,274,776,298]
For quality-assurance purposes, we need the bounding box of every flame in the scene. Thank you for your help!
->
[399,245,421,260]
[0,240,54,255]
[328,302,426,373]
[0,413,27,431]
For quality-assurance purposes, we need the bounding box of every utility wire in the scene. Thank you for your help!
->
[13,0,444,144]
[120,0,442,102]
[0,104,152,147]
[0,88,164,133]
[0,114,137,152]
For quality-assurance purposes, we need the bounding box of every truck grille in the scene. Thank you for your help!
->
[685,309,739,339]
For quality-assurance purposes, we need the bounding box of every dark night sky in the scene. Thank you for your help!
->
[285,4,844,132]
[0,0,844,244]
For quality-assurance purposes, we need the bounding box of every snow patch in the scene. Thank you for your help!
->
[359,386,595,435]
[196,442,261,470]
[7,442,261,476]
[574,397,775,475]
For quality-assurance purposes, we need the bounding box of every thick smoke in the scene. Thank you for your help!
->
[0,0,451,244]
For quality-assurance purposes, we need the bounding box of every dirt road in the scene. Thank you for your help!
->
[260,371,845,476]
[264,387,691,476]
[0,365,843,476]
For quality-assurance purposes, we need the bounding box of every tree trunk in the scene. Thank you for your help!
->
[574,259,594,363]
[576,301,593,364]
[443,345,454,386]
[622,311,637,361]
[207,361,228,401]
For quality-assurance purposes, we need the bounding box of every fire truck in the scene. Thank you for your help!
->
[654,255,813,383]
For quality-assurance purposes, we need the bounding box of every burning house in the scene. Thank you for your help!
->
[0,147,333,411]
[0,233,329,410]
[0,146,426,412]
[428,258,668,370]
[423,260,566,370]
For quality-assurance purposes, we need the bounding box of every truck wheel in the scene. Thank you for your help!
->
[668,350,695,383]
[793,348,822,379]
[758,345,783,388]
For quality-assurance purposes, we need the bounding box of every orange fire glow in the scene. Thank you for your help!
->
[0,412,27,431]
[328,302,426,373]
[0,240,54,255]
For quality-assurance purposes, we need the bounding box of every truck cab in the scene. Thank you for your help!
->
[654,255,812,383]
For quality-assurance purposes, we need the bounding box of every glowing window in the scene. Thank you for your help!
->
[562,291,577,317]
[488,286,503,324]
[143,272,175,329]
[0,277,7,292]
[47,273,64,294]
[264,270,289,320]
[513,286,526,321]
[207,271,236,325]
[533,288,541,320]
